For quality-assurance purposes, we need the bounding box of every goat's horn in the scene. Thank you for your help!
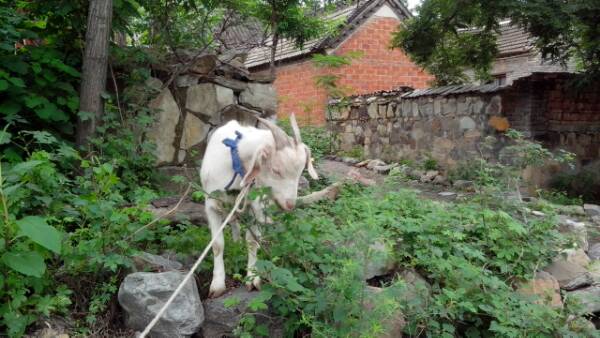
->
[257,117,292,150]
[289,113,302,144]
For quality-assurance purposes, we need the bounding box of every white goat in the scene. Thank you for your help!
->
[200,114,318,298]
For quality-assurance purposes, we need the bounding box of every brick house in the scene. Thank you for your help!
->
[466,21,575,86]
[244,0,433,124]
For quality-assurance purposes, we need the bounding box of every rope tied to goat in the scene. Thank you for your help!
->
[138,182,253,338]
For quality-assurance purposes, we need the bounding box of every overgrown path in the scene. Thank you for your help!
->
[317,158,468,203]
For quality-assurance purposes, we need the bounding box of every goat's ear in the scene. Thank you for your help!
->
[303,145,319,180]
[241,145,270,186]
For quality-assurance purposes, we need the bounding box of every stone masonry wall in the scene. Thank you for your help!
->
[327,86,504,167]
[327,73,600,170]
[146,52,276,167]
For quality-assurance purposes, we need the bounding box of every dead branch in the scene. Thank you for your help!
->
[126,183,192,240]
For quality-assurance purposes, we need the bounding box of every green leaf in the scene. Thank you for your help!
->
[0,101,21,116]
[223,296,241,308]
[4,57,28,74]
[1,251,46,277]
[8,77,25,88]
[24,95,46,108]
[0,130,11,144]
[0,79,8,91]
[35,103,68,122]
[16,216,62,254]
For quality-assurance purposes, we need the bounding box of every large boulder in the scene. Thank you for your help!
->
[589,243,600,260]
[186,83,234,125]
[363,286,405,337]
[567,285,600,314]
[557,216,588,251]
[362,240,396,280]
[517,271,562,308]
[118,271,204,338]
[239,83,277,116]
[202,287,283,337]
[397,269,431,304]
[543,249,593,290]
[147,88,181,164]
[584,204,600,217]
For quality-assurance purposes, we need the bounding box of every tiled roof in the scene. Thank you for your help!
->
[401,83,505,98]
[245,0,411,69]
[496,23,533,56]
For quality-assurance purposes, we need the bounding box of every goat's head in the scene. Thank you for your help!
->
[241,114,319,211]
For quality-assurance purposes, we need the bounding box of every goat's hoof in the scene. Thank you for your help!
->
[208,288,226,298]
[208,281,226,298]
[245,277,262,291]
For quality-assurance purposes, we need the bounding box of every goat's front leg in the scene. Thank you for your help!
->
[246,199,270,291]
[206,197,226,298]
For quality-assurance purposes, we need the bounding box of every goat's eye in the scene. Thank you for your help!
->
[272,168,282,176]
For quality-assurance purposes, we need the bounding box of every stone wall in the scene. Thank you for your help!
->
[327,85,504,166]
[327,73,600,169]
[146,52,277,166]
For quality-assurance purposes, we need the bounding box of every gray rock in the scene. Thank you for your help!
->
[562,272,594,291]
[397,269,431,305]
[118,271,204,338]
[362,240,395,280]
[432,174,447,185]
[239,83,277,115]
[544,250,592,290]
[147,89,181,164]
[373,164,397,174]
[567,285,600,314]
[452,180,474,190]
[186,83,234,125]
[132,252,183,272]
[438,191,456,197]
[459,116,476,131]
[589,243,600,260]
[175,74,199,87]
[180,113,210,156]
[557,216,588,251]
[203,287,283,338]
[420,170,439,183]
[584,204,600,217]
[341,157,360,165]
[363,286,405,337]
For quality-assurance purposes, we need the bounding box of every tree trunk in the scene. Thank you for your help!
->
[76,0,113,148]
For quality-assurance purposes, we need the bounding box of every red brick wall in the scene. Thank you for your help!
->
[272,16,433,125]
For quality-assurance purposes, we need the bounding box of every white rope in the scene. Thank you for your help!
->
[138,183,253,338]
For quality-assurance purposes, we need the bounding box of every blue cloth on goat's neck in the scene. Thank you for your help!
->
[222,130,246,190]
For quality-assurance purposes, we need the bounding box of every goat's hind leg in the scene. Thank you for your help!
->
[206,197,227,298]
